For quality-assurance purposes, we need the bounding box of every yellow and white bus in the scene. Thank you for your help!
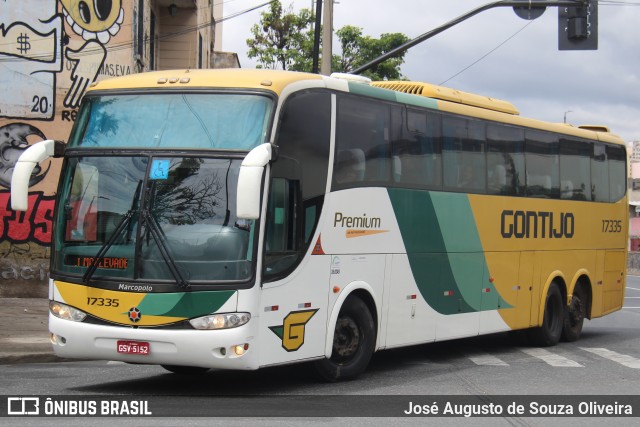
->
[11,69,628,381]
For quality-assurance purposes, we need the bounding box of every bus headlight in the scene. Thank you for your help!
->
[189,313,250,330]
[50,301,87,322]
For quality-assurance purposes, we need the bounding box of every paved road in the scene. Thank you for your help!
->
[2,279,639,425]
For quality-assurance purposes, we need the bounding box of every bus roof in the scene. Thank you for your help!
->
[371,81,519,115]
[369,80,623,145]
[87,69,624,146]
[87,68,324,96]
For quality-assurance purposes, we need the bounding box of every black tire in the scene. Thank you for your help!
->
[562,285,587,342]
[161,365,210,375]
[527,282,564,347]
[314,296,376,382]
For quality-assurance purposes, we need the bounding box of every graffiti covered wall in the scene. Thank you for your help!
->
[1,0,220,296]
[0,0,133,296]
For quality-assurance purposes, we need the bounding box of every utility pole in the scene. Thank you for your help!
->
[320,0,333,75]
[312,0,323,74]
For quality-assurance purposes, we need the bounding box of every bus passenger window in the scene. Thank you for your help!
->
[442,116,485,193]
[608,144,627,202]
[560,138,591,201]
[591,143,609,202]
[525,130,559,198]
[391,109,442,189]
[333,94,391,189]
[487,124,524,196]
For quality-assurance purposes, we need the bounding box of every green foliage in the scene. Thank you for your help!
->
[333,26,410,81]
[246,1,314,70]
[246,1,409,80]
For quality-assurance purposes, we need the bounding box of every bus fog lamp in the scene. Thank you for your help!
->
[50,301,86,322]
[189,313,250,330]
[50,333,66,345]
[233,343,249,356]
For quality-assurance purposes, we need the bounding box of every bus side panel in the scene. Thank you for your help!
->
[517,251,536,328]
[384,254,436,348]
[321,188,406,350]
[591,250,606,317]
[602,250,626,315]
[481,251,530,332]
[592,249,625,317]
[258,254,330,368]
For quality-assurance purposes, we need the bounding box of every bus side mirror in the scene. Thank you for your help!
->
[237,143,273,219]
[11,139,65,211]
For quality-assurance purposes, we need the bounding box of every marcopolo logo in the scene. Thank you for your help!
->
[501,210,574,239]
[127,307,142,323]
[333,212,388,238]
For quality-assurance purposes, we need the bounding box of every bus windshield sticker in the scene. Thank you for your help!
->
[149,159,170,180]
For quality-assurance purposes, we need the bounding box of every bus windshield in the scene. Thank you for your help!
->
[52,155,255,285]
[69,93,273,150]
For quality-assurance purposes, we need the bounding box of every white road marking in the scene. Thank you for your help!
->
[580,348,640,369]
[520,348,583,367]
[467,352,509,366]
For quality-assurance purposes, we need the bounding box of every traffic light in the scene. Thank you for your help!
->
[559,1,598,50]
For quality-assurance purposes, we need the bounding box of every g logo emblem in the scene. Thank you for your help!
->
[269,309,318,352]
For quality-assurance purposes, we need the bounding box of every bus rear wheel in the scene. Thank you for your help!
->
[528,282,564,347]
[161,365,210,375]
[562,286,587,342]
[314,296,375,382]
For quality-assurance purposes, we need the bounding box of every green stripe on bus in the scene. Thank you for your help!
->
[395,92,438,110]
[430,192,503,310]
[137,290,235,318]
[347,82,440,111]
[347,82,398,102]
[387,189,508,314]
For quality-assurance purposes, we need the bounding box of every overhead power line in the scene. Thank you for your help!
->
[439,20,535,85]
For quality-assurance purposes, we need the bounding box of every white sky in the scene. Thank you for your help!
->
[221,0,640,142]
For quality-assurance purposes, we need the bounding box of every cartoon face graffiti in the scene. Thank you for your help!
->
[60,0,124,43]
[0,123,51,189]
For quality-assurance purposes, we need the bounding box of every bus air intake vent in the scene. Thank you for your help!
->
[371,81,519,115]
[578,125,611,133]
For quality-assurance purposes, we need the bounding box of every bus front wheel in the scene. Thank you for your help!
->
[314,296,376,382]
[528,282,564,347]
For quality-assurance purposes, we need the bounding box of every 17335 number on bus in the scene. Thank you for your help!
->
[602,219,622,233]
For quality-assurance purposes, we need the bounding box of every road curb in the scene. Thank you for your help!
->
[0,353,66,365]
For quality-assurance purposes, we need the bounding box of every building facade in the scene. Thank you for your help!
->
[0,0,224,296]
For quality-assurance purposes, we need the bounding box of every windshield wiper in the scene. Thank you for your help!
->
[142,210,190,290]
[82,180,143,284]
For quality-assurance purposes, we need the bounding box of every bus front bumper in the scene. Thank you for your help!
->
[48,313,260,370]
